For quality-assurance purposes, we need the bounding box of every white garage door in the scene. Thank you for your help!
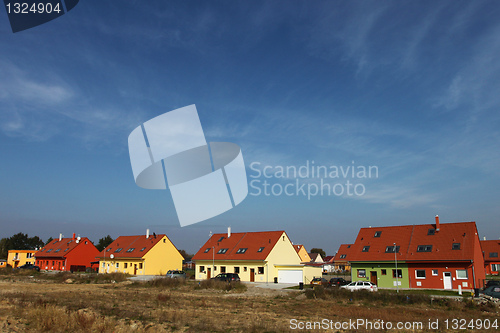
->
[278,270,303,283]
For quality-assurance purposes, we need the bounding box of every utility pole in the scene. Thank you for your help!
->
[394,242,399,293]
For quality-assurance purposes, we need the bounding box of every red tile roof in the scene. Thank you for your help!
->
[36,237,93,258]
[323,255,335,263]
[192,231,288,261]
[349,222,479,262]
[334,244,353,263]
[481,240,500,262]
[293,244,305,253]
[96,234,168,259]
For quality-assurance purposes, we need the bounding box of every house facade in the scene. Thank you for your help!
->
[192,230,321,284]
[349,217,485,291]
[481,240,500,276]
[35,234,100,272]
[322,256,335,273]
[96,232,183,275]
[7,250,37,268]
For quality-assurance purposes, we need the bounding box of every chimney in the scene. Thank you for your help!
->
[228,226,231,238]
[59,233,62,241]
[484,237,486,241]
[146,229,150,239]
[72,233,76,240]
[435,215,440,232]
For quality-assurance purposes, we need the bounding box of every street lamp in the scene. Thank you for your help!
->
[212,246,215,279]
[394,242,399,293]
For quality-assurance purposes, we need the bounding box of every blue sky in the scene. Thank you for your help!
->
[1,1,499,255]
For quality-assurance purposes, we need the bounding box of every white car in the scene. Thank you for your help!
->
[341,281,378,292]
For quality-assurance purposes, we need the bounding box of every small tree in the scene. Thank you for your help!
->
[310,248,326,258]
[96,235,114,252]
[178,250,193,261]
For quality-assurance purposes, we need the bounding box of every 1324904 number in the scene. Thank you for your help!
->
[6,2,62,14]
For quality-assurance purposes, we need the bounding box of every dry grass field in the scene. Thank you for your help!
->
[0,270,498,332]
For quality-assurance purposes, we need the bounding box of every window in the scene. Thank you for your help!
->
[64,248,69,252]
[456,270,468,279]
[139,263,143,269]
[362,246,370,252]
[46,249,52,253]
[392,269,402,278]
[489,252,498,258]
[381,269,387,275]
[54,249,61,253]
[417,245,432,252]
[217,236,224,242]
[236,248,247,254]
[244,267,247,272]
[427,229,435,235]
[234,267,240,274]
[257,247,265,252]
[416,270,426,279]
[106,248,112,252]
[258,267,264,274]
[124,263,128,268]
[27,253,33,258]
[52,261,55,266]
[339,254,346,259]
[385,245,400,253]
[199,266,205,272]
[116,263,119,268]
[102,262,105,268]
[126,248,135,252]
[452,243,460,250]
[374,231,382,237]
[217,248,228,254]
[347,245,351,248]
[204,248,211,253]
[221,266,226,273]
[491,264,499,272]
[432,269,438,276]
[357,269,366,278]
[114,248,123,253]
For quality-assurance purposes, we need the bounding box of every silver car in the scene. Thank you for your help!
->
[341,281,378,292]
[166,270,186,279]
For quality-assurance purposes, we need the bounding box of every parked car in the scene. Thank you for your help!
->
[310,278,328,286]
[328,277,348,287]
[481,286,500,299]
[484,280,500,289]
[341,281,378,292]
[16,263,40,272]
[165,270,186,279]
[212,273,240,282]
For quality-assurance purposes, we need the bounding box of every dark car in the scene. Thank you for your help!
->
[16,263,40,272]
[212,273,240,282]
[484,280,500,289]
[481,286,500,299]
[329,277,348,287]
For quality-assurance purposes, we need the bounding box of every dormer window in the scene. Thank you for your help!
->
[374,231,382,237]
[385,245,400,253]
[217,248,228,254]
[236,248,247,254]
[417,245,432,252]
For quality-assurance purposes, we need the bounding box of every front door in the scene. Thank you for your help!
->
[370,271,377,285]
[207,267,211,279]
[250,268,255,282]
[443,272,452,289]
[134,264,137,275]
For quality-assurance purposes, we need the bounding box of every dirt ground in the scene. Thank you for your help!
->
[0,275,498,332]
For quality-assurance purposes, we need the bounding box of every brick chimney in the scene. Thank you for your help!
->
[435,215,440,232]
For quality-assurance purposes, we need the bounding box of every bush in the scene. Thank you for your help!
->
[195,279,247,292]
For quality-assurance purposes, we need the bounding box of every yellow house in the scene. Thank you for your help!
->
[0,259,7,268]
[7,250,37,268]
[293,244,311,262]
[192,229,322,284]
[96,232,183,275]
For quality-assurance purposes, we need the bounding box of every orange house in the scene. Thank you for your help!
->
[35,234,100,272]
[481,240,500,276]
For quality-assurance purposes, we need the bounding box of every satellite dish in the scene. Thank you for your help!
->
[110,254,114,259]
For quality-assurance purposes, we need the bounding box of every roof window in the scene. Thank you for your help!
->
[257,247,265,252]
[114,248,123,253]
[362,246,370,252]
[217,248,228,254]
[417,245,432,252]
[236,248,247,254]
[385,245,400,253]
[204,248,211,253]
[126,248,135,253]
[452,243,460,250]
[374,231,382,237]
[427,229,435,235]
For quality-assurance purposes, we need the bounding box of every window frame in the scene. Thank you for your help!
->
[415,269,426,279]
[357,269,366,278]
